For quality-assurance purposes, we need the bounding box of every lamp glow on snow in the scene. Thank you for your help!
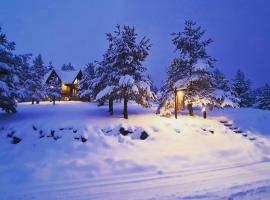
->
[202,106,207,119]
[50,85,54,89]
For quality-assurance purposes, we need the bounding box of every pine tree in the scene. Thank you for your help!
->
[0,26,17,113]
[61,62,75,71]
[95,25,155,119]
[13,54,32,101]
[33,54,46,77]
[46,75,61,104]
[25,54,47,104]
[157,20,215,116]
[210,68,238,108]
[256,84,270,110]
[47,61,54,72]
[231,69,253,107]
[78,62,96,101]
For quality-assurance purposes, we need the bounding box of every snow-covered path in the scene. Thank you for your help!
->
[5,160,270,199]
[1,101,270,199]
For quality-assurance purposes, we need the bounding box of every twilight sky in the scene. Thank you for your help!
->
[1,0,270,88]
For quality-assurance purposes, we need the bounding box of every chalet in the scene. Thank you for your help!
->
[44,69,82,100]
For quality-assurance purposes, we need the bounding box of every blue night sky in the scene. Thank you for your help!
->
[1,0,270,88]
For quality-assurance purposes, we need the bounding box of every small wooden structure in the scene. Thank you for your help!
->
[44,69,82,100]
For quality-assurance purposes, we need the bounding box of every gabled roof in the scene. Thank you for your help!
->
[45,69,82,84]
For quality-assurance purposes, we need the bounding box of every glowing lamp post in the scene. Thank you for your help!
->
[174,88,185,119]
[202,106,207,119]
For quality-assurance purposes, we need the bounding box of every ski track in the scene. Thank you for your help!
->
[3,160,270,200]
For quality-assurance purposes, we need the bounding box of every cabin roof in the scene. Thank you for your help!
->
[45,69,81,84]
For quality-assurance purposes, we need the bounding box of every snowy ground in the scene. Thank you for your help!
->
[0,101,270,200]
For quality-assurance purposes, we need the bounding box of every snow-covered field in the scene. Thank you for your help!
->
[0,101,270,200]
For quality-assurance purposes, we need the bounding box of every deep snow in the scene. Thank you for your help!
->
[0,101,270,200]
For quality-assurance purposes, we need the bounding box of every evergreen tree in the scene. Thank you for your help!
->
[210,68,238,108]
[78,62,96,101]
[95,25,155,119]
[61,62,75,71]
[24,54,47,104]
[157,20,215,116]
[256,84,270,110]
[47,61,54,72]
[46,76,61,104]
[231,69,253,107]
[33,54,46,77]
[13,54,32,101]
[0,26,17,113]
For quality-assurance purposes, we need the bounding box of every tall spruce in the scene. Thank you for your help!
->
[210,68,238,108]
[33,54,47,77]
[256,84,270,110]
[61,62,75,71]
[78,62,96,101]
[0,27,18,112]
[47,61,54,72]
[231,69,253,107]
[157,20,215,116]
[46,75,61,105]
[13,54,32,101]
[95,25,155,119]
[25,54,47,104]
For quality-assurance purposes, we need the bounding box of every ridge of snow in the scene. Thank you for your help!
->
[119,75,135,87]
[96,85,115,100]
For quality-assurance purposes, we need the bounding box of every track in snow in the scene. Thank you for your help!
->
[3,160,270,200]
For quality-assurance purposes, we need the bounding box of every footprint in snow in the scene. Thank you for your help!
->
[174,128,181,133]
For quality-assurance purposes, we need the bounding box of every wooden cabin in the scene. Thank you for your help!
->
[44,69,82,100]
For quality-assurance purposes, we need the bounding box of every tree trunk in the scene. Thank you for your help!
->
[109,98,113,115]
[36,100,39,104]
[187,103,194,116]
[174,88,178,119]
[32,99,34,104]
[53,98,55,105]
[124,97,128,119]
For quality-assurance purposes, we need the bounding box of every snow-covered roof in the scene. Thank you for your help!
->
[45,69,81,84]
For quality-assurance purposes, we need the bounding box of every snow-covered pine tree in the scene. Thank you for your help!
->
[95,25,155,119]
[47,61,54,72]
[13,54,33,102]
[0,26,18,113]
[210,68,238,108]
[24,54,47,104]
[61,62,75,71]
[33,54,47,78]
[157,20,215,116]
[231,69,253,107]
[256,84,270,110]
[78,62,96,101]
[95,39,120,114]
[46,75,61,105]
